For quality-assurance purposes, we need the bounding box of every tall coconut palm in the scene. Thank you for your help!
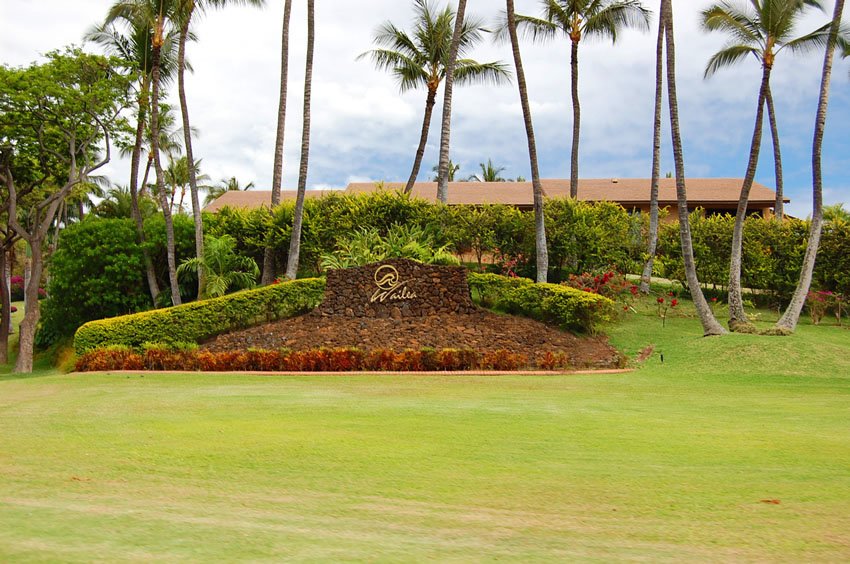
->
[663,0,726,336]
[506,0,651,198]
[701,0,828,330]
[174,0,265,299]
[261,0,293,285]
[284,0,314,280]
[85,14,179,304]
[360,0,510,195]
[107,0,182,306]
[640,2,665,294]
[775,0,845,332]
[436,0,468,203]
[506,0,548,283]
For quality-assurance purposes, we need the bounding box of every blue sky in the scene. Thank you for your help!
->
[1,0,848,217]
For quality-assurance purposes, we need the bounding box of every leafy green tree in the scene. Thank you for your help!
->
[177,234,259,298]
[37,219,150,347]
[360,0,509,195]
[0,48,132,371]
[701,0,830,329]
[823,202,850,224]
[505,0,651,198]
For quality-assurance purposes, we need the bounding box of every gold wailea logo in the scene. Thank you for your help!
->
[370,265,418,303]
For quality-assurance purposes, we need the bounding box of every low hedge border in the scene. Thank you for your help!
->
[467,273,616,334]
[74,278,326,355]
[73,272,613,355]
[75,345,539,372]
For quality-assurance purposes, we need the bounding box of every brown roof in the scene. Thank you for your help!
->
[203,189,337,212]
[346,178,786,207]
[203,179,787,212]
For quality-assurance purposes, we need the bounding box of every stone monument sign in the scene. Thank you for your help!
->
[318,258,477,319]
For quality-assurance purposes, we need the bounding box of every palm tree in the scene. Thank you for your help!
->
[776,0,845,332]
[436,0,468,203]
[360,0,510,196]
[701,0,828,330]
[284,0,314,280]
[177,234,259,298]
[432,160,460,181]
[85,11,179,304]
[823,202,850,224]
[640,0,665,294]
[105,0,183,306]
[261,0,293,285]
[663,0,726,336]
[173,0,265,300]
[204,176,255,205]
[507,0,651,198]
[468,159,507,182]
[506,0,548,283]
[164,155,210,214]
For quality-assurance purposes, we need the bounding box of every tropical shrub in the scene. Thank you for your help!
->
[467,273,616,334]
[10,275,46,302]
[177,234,260,298]
[320,224,459,270]
[37,218,150,347]
[74,278,326,354]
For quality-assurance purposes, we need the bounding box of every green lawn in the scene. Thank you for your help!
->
[1,308,849,561]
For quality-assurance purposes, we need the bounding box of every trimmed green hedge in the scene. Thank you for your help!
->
[74,278,326,354]
[467,273,615,334]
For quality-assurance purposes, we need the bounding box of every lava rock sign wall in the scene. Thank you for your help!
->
[318,258,478,319]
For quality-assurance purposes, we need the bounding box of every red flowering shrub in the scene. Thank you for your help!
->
[479,349,527,371]
[538,351,569,370]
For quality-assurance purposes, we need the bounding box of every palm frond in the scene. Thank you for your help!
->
[453,60,512,86]
[701,2,763,46]
[704,43,759,77]
[584,1,653,42]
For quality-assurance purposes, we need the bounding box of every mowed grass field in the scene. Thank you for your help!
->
[1,308,849,561]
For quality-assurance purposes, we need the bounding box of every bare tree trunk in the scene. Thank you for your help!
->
[262,0,293,285]
[404,87,438,195]
[663,0,726,336]
[436,0,468,204]
[507,0,547,283]
[285,0,314,280]
[728,65,771,329]
[177,3,205,299]
[641,9,665,294]
[765,85,784,221]
[151,41,182,307]
[570,39,580,199]
[0,248,10,364]
[14,237,44,373]
[775,0,844,332]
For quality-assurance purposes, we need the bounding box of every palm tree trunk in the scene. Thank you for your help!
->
[775,0,844,332]
[262,0,293,285]
[570,39,580,199]
[728,65,771,329]
[663,0,725,336]
[177,2,205,300]
[130,80,161,304]
[285,0,314,280]
[507,0,547,283]
[436,0,468,204]
[150,39,182,307]
[404,86,438,195]
[765,85,784,221]
[641,8,665,294]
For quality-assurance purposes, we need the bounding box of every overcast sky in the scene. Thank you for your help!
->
[2,0,848,217]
